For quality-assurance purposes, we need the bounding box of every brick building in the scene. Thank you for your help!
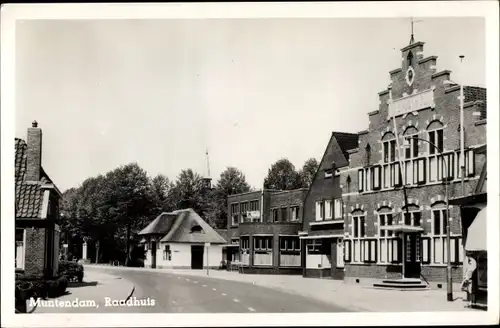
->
[300,132,358,280]
[15,121,62,278]
[227,188,308,274]
[339,39,487,287]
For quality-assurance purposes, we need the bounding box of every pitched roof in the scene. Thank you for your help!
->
[137,212,177,235]
[215,229,229,243]
[15,138,44,218]
[159,209,226,244]
[332,132,359,163]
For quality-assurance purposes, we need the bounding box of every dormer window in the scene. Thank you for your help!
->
[324,168,333,179]
[190,225,203,233]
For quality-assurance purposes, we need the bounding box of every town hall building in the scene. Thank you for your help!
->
[338,38,486,288]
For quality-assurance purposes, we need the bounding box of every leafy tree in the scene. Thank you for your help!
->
[149,174,176,213]
[103,163,153,266]
[263,158,303,190]
[299,157,319,188]
[170,169,205,212]
[205,167,251,229]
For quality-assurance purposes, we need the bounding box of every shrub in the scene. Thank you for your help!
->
[58,261,84,282]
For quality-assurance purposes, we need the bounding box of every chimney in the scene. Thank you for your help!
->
[26,120,42,182]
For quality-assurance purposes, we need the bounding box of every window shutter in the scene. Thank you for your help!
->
[371,240,376,263]
[358,169,364,192]
[344,240,351,262]
[315,202,321,221]
[325,200,332,219]
[467,150,475,176]
[373,166,381,190]
[394,163,401,186]
[366,168,371,191]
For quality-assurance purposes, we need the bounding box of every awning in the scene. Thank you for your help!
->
[380,225,424,233]
[465,207,487,251]
[299,234,343,239]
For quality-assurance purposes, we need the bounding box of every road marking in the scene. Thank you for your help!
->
[202,285,207,287]
[248,307,256,312]
[172,300,177,304]
[212,288,216,291]
[186,279,190,281]
[193,281,198,284]
[221,293,227,296]
[233,299,240,303]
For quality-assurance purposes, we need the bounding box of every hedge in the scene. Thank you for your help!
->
[15,274,69,313]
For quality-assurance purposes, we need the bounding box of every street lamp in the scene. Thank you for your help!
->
[402,137,453,302]
[443,55,465,197]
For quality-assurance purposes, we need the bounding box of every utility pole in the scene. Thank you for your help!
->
[459,55,466,196]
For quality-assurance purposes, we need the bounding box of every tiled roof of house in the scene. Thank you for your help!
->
[137,212,177,235]
[332,132,359,167]
[159,209,226,244]
[215,229,229,243]
[15,138,44,218]
[464,86,487,120]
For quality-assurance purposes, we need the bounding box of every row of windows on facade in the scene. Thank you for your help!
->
[315,199,343,221]
[349,208,450,238]
[238,236,301,253]
[343,235,464,266]
[231,205,301,225]
[379,122,445,163]
[356,149,475,193]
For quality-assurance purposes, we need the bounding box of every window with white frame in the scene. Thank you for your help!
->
[334,198,343,219]
[359,166,382,192]
[15,228,25,270]
[279,236,301,253]
[231,203,239,225]
[325,200,332,219]
[351,213,366,263]
[383,136,397,163]
[306,239,322,255]
[281,207,288,222]
[457,149,476,178]
[249,200,259,211]
[272,208,279,222]
[403,127,419,159]
[290,206,300,221]
[325,168,333,178]
[428,124,444,154]
[240,202,249,222]
[163,245,172,261]
[254,236,273,266]
[378,212,399,264]
[362,239,377,263]
[240,237,250,252]
[315,201,326,221]
[431,207,448,264]
[413,158,427,185]
[402,209,421,227]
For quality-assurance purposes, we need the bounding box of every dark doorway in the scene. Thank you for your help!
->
[151,241,157,269]
[191,245,204,269]
[404,233,421,278]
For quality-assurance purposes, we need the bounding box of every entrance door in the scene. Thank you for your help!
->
[191,245,204,269]
[151,241,157,269]
[404,233,421,278]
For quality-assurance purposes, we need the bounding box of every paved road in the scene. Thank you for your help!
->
[80,267,350,313]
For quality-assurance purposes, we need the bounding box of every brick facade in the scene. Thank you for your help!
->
[227,189,307,274]
[16,122,62,278]
[340,40,486,283]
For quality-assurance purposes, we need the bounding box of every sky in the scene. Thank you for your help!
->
[15,17,485,192]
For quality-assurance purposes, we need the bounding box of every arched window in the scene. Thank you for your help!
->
[427,121,444,154]
[382,132,396,164]
[403,126,419,159]
[407,51,414,67]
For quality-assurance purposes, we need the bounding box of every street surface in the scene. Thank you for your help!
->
[36,267,350,313]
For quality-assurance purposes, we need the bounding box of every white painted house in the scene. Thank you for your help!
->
[138,208,227,269]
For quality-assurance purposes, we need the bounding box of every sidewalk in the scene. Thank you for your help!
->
[34,269,135,313]
[85,264,473,312]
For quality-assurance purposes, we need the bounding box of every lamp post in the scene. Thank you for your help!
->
[402,137,453,301]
